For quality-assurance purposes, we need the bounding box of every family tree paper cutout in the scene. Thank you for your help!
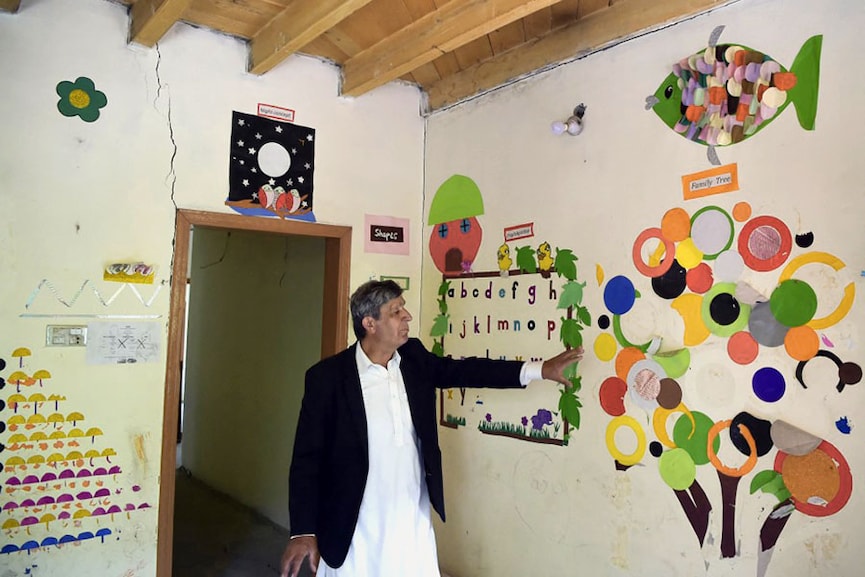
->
[646,26,822,165]
[594,200,859,575]
[225,111,316,222]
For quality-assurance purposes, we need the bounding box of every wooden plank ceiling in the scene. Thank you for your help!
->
[4,0,728,112]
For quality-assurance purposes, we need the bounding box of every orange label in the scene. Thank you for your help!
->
[681,163,739,200]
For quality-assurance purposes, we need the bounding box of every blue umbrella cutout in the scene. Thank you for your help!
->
[21,540,39,554]
[59,535,77,544]
[96,528,112,543]
[41,537,59,547]
[1,544,20,554]
[77,531,94,541]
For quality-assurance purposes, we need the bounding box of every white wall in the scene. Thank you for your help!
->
[0,1,424,574]
[423,0,864,576]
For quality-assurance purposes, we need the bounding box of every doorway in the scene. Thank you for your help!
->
[157,209,352,577]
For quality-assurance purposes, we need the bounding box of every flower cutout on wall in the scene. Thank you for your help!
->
[56,77,107,122]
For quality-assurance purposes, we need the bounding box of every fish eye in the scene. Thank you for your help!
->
[664,85,674,99]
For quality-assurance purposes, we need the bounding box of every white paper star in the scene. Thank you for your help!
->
[251,168,257,173]
[307,134,314,141]
[255,133,262,139]
[248,147,256,154]
[304,163,311,169]
[298,176,305,184]
[238,119,245,126]
[237,140,244,147]
[291,148,297,154]
[251,191,258,200]
[242,179,249,187]
[276,126,283,133]
[269,178,276,185]
[287,178,294,186]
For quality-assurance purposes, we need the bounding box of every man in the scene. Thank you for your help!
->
[280,280,583,577]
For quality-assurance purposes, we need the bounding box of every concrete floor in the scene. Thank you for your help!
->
[172,468,314,577]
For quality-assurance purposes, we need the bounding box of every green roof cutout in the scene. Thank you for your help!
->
[427,174,484,225]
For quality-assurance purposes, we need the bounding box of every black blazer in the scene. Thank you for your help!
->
[288,338,524,568]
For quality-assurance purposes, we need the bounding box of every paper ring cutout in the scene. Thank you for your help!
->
[605,415,647,466]
[795,349,860,393]
[706,420,757,477]
[653,403,695,448]
[689,205,734,260]
[701,282,750,337]
[774,440,852,517]
[778,251,855,330]
[738,215,792,271]
[633,228,675,278]
[612,315,652,352]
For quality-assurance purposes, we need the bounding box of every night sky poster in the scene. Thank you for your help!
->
[225,110,316,221]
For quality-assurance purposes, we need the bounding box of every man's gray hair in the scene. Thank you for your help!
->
[350,279,404,340]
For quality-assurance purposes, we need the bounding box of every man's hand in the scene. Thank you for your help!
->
[541,346,584,386]
[280,535,320,577]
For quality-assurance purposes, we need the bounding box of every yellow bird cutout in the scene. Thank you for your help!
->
[537,241,554,272]
[497,243,512,275]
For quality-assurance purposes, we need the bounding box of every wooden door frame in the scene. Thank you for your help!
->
[156,209,352,577]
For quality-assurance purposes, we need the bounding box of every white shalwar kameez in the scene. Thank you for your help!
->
[316,346,440,577]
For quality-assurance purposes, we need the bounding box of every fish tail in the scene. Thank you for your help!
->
[788,35,823,130]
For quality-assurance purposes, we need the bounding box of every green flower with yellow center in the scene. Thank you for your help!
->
[56,77,108,122]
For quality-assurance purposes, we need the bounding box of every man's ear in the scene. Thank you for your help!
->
[364,317,375,333]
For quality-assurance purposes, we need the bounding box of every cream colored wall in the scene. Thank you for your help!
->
[0,0,423,574]
[423,0,864,576]
[183,229,325,529]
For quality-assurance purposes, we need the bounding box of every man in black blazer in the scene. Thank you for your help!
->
[280,280,582,577]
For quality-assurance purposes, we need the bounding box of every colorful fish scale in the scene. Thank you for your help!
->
[672,45,796,146]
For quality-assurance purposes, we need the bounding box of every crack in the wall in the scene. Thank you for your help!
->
[154,43,181,291]
[154,43,178,211]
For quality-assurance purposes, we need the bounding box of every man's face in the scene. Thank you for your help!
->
[367,296,412,350]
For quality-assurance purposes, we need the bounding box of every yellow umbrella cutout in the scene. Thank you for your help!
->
[85,427,103,444]
[11,347,31,367]
[66,412,85,426]
[32,369,51,387]
[7,393,26,412]
[8,371,29,393]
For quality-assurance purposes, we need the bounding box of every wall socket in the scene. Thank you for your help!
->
[47,325,88,347]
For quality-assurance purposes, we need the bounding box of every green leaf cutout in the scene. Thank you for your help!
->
[560,318,584,349]
[559,388,582,430]
[750,469,792,502]
[430,314,449,337]
[576,305,592,327]
[516,246,537,273]
[554,248,578,281]
[558,280,586,310]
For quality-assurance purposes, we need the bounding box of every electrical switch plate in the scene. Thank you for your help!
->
[46,325,88,347]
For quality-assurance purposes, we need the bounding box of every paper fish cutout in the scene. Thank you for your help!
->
[646,26,822,164]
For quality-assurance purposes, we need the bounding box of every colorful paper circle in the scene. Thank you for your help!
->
[738,215,792,272]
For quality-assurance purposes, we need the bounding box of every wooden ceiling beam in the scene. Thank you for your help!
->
[341,0,563,97]
[0,0,20,13]
[249,0,375,75]
[426,0,732,111]
[130,0,193,47]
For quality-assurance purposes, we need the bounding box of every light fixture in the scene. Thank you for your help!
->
[551,103,587,136]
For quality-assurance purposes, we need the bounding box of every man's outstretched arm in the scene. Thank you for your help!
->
[540,346,584,386]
